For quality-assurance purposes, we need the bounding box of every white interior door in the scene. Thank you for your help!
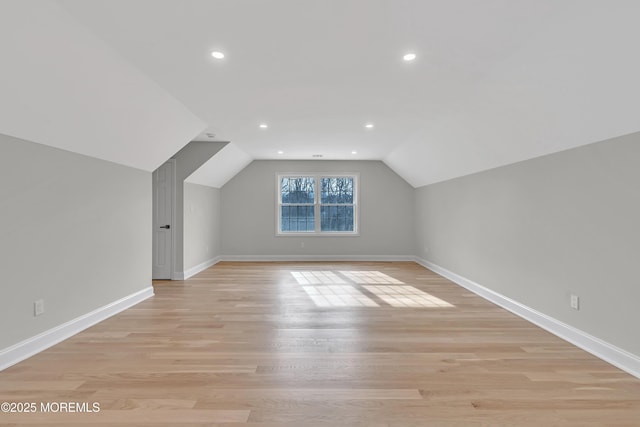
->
[153,160,174,279]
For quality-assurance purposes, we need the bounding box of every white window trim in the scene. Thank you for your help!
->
[276,173,360,236]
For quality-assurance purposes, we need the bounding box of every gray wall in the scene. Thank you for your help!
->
[0,133,151,349]
[221,160,414,258]
[184,182,221,271]
[169,141,227,275]
[415,132,640,356]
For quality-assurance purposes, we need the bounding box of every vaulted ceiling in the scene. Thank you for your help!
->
[2,1,639,187]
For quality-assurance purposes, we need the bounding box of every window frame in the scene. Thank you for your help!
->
[276,173,359,236]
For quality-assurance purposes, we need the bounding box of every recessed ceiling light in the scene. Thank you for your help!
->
[351,150,358,154]
[259,123,268,129]
[364,123,374,129]
[403,52,417,61]
[277,150,284,154]
[211,51,225,59]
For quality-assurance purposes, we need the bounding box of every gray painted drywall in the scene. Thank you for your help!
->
[0,133,151,350]
[221,160,414,257]
[415,132,640,356]
[184,182,221,270]
[168,141,227,275]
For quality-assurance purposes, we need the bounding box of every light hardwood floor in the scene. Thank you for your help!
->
[1,261,640,426]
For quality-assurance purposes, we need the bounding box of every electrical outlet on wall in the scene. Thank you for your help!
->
[34,299,45,316]
[570,294,579,310]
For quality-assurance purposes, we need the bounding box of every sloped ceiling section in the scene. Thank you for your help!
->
[385,1,640,187]
[5,1,640,186]
[56,0,640,188]
[0,1,205,172]
[185,143,253,189]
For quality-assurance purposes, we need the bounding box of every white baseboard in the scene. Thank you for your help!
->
[221,255,415,262]
[0,286,154,371]
[183,256,222,279]
[414,257,640,379]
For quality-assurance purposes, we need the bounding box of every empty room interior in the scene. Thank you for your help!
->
[1,1,640,425]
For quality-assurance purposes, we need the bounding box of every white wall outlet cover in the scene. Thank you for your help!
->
[570,294,580,310]
[34,299,45,316]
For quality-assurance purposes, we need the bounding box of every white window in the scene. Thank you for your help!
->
[277,174,358,235]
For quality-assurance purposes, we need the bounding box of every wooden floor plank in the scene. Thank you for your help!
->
[1,261,639,425]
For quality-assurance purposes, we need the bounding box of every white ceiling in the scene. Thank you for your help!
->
[0,1,205,172]
[4,1,640,187]
[185,143,252,189]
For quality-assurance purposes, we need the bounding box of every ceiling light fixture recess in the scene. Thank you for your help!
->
[277,150,284,154]
[211,51,225,59]
[365,123,374,129]
[259,123,268,129]
[403,52,417,61]
[352,150,358,154]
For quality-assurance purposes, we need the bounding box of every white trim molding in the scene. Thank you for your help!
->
[0,286,154,371]
[414,257,640,379]
[222,255,415,262]
[183,256,222,279]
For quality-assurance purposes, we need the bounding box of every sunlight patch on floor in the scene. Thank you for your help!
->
[291,271,347,285]
[363,285,454,308]
[292,270,454,308]
[338,271,404,284]
[302,285,379,307]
